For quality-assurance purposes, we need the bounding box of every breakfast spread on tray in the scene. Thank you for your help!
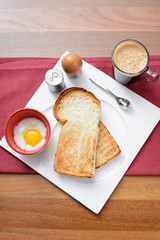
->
[53,87,120,178]
[2,47,159,213]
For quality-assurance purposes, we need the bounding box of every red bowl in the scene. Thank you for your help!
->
[4,108,51,155]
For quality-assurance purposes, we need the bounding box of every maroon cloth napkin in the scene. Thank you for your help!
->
[0,57,159,175]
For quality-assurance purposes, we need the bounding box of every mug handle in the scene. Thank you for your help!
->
[140,67,159,82]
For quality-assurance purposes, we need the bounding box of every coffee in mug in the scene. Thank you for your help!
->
[112,39,159,84]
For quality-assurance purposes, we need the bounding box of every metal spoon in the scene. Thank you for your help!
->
[89,77,130,109]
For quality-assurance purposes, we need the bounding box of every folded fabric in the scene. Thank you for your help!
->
[0,57,159,175]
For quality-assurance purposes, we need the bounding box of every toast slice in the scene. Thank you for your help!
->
[95,121,120,168]
[53,88,101,177]
[54,87,120,170]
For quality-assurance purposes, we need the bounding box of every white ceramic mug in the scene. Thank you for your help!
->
[112,39,159,84]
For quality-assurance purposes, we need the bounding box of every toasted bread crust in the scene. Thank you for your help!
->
[95,121,121,168]
[54,124,96,177]
[53,87,121,173]
[53,87,101,177]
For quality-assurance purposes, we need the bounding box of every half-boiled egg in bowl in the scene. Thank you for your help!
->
[5,108,51,155]
[14,117,47,150]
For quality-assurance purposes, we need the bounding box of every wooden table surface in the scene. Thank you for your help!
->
[0,1,160,239]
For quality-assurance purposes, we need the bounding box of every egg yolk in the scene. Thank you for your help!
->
[24,129,42,146]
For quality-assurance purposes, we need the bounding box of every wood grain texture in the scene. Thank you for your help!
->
[0,175,160,239]
[0,0,159,57]
[0,0,160,239]
[0,7,160,32]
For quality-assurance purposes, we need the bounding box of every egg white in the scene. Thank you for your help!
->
[14,118,47,151]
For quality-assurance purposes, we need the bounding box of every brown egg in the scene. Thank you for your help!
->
[62,53,83,76]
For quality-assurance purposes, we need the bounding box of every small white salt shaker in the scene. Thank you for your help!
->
[45,69,65,92]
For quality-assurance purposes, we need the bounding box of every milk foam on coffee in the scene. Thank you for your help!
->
[113,42,148,74]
